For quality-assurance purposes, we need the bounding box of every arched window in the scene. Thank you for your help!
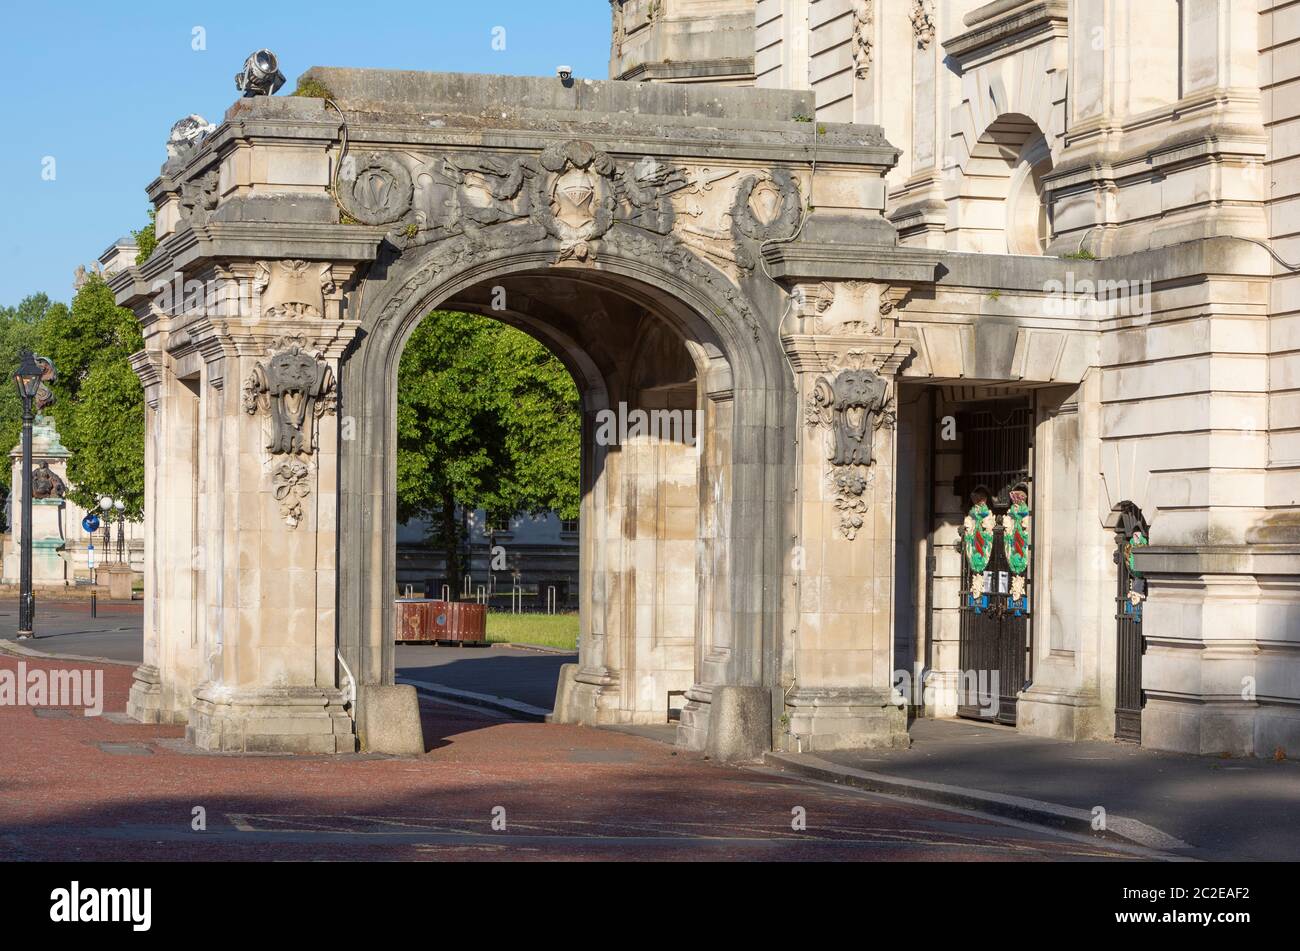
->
[951,115,1054,256]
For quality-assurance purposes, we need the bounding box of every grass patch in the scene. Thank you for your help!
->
[486,612,579,650]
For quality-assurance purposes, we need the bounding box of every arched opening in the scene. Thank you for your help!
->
[950,114,1054,256]
[337,251,771,750]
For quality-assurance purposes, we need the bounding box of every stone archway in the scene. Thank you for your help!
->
[114,67,921,760]
[339,242,777,755]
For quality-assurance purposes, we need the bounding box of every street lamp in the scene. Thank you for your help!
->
[114,498,125,564]
[99,496,114,569]
[14,351,46,638]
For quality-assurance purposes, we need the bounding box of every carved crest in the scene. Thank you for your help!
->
[254,260,335,320]
[242,342,336,455]
[534,141,616,261]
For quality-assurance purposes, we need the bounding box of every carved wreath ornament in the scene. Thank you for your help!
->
[242,339,337,528]
[806,360,895,541]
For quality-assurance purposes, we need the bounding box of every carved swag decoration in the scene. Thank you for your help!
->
[242,338,337,528]
[361,138,799,271]
[363,139,801,341]
[806,354,896,541]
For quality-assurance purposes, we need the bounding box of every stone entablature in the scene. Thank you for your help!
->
[611,0,757,85]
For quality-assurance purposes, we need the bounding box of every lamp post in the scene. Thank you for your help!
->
[99,496,114,572]
[14,351,45,638]
[114,498,125,564]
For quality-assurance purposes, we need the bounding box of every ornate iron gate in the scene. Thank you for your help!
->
[956,401,1033,726]
[1114,503,1149,743]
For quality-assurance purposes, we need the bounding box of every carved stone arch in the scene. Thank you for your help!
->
[337,240,786,755]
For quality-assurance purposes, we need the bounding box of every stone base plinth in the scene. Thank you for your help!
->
[783,688,910,752]
[1016,686,1106,741]
[1141,698,1300,759]
[548,663,622,726]
[677,686,713,752]
[126,663,191,725]
[187,684,356,753]
[100,564,134,601]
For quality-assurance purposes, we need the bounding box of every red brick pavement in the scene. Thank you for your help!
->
[0,652,1145,861]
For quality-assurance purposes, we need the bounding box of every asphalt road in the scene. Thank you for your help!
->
[1,603,575,711]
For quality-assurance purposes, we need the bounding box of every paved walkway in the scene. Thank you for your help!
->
[0,652,1154,861]
[768,717,1300,861]
[5,604,1296,859]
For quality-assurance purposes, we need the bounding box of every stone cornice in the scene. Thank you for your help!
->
[116,223,387,310]
[943,0,1067,64]
[762,243,941,284]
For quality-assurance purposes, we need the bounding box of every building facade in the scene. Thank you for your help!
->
[112,1,1298,759]
[611,0,1299,756]
[396,509,580,610]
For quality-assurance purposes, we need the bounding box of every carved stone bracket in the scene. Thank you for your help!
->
[242,338,337,457]
[179,168,219,227]
[792,281,912,336]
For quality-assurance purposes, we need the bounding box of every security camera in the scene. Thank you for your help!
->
[235,49,286,97]
[556,65,573,83]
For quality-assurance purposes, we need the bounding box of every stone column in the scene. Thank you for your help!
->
[182,260,360,753]
[780,295,911,751]
[127,350,199,725]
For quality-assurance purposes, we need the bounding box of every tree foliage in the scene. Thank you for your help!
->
[397,311,581,588]
[0,294,67,492]
[39,274,145,517]
[133,209,157,266]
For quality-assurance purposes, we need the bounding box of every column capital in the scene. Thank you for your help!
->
[781,333,912,376]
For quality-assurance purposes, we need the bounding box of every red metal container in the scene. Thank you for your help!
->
[394,599,488,644]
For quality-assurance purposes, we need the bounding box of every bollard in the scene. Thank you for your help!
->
[91,591,97,618]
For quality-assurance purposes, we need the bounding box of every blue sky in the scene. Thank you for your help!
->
[0,0,611,306]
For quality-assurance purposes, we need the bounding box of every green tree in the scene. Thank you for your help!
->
[396,311,580,592]
[133,209,157,266]
[39,274,145,517]
[0,294,69,493]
